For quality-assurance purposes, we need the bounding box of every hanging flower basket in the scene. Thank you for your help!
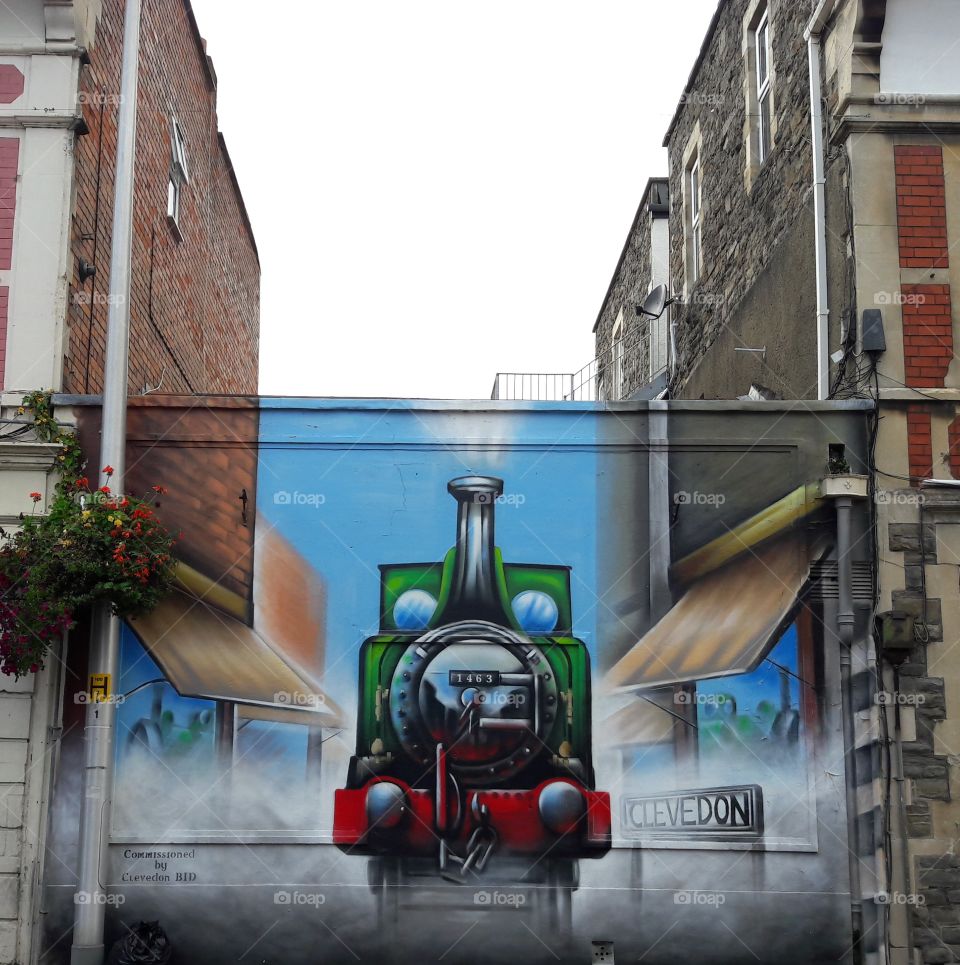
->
[0,392,177,677]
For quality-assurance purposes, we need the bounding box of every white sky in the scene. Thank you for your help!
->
[188,0,719,399]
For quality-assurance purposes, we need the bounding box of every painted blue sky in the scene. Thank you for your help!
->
[255,402,605,702]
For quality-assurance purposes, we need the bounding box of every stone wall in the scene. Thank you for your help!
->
[663,0,845,400]
[594,200,656,399]
[593,181,669,400]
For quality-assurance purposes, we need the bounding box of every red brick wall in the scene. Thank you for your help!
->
[896,147,955,482]
[902,285,953,389]
[895,145,949,270]
[908,404,934,483]
[66,0,259,397]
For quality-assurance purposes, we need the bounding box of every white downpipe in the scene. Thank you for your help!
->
[807,28,831,400]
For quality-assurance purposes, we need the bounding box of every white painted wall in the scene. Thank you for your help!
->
[881,0,960,95]
[650,215,670,291]
[0,3,94,963]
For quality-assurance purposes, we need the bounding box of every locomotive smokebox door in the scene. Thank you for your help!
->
[333,474,612,870]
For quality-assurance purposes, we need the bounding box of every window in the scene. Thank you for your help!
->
[611,309,625,401]
[755,10,772,164]
[744,1,774,186]
[167,117,189,234]
[688,156,702,286]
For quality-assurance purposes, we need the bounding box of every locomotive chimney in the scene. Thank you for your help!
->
[443,476,509,624]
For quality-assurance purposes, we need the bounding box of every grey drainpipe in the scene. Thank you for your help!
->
[835,494,864,959]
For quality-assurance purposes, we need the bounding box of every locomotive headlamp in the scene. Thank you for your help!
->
[366,782,407,831]
[539,781,585,835]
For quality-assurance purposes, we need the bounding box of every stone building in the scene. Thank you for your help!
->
[591,1,960,963]
[593,177,670,401]
[0,2,259,962]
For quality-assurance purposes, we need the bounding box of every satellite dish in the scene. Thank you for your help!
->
[636,284,674,319]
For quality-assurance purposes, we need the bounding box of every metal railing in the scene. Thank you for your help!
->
[491,313,668,402]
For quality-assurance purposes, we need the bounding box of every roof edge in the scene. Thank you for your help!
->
[663,0,728,147]
[218,132,260,264]
[592,176,670,334]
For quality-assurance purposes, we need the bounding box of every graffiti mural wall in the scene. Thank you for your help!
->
[41,398,873,964]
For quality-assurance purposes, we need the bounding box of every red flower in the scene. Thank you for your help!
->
[76,476,89,489]
[152,485,168,495]
[102,465,114,477]
[29,492,42,503]
[99,486,111,495]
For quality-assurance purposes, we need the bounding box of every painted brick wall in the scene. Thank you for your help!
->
[0,139,18,275]
[895,146,949,269]
[907,404,934,482]
[902,285,953,389]
[66,0,259,397]
[895,147,953,487]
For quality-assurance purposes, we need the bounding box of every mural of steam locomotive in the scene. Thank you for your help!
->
[334,476,610,913]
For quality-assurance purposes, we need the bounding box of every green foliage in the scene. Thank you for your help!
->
[0,392,177,677]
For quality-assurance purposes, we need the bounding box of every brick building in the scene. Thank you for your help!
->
[0,2,259,962]
[67,0,259,396]
[588,1,960,963]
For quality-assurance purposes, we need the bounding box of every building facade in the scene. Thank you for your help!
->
[590,1,960,963]
[66,0,259,397]
[0,2,260,962]
[593,177,671,401]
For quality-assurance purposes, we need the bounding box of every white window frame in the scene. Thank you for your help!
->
[689,157,702,286]
[611,309,625,402]
[167,116,189,233]
[755,10,772,165]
